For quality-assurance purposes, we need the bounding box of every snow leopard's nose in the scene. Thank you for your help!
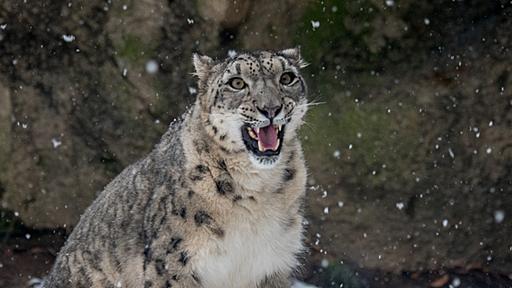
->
[257,104,283,120]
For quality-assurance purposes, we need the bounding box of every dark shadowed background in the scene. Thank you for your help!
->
[1,0,511,287]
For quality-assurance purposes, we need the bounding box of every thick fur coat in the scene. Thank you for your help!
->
[43,49,309,288]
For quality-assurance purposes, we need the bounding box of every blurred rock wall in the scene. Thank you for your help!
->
[301,0,512,275]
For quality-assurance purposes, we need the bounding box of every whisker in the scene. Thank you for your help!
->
[307,95,325,105]
[302,121,315,131]
[306,101,326,106]
[296,101,325,108]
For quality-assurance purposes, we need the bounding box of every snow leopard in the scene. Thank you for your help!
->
[43,48,309,288]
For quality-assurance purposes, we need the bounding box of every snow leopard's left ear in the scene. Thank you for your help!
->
[279,47,309,69]
[192,53,214,82]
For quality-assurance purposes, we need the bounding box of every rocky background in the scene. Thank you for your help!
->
[1,0,511,287]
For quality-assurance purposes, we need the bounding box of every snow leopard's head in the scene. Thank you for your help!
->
[193,48,308,168]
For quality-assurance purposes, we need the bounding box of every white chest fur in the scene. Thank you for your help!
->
[193,208,303,288]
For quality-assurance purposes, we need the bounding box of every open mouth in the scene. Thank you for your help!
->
[241,123,285,157]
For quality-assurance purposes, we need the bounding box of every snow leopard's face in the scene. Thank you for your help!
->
[193,49,308,168]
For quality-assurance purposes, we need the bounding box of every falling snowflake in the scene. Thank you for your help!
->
[494,210,505,223]
[448,148,455,159]
[228,50,237,58]
[188,87,197,95]
[310,20,320,30]
[51,137,62,149]
[320,258,329,268]
[451,277,461,287]
[62,34,76,42]
[145,60,159,74]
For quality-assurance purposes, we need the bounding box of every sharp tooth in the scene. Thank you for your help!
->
[258,140,265,152]
[272,139,280,151]
[277,125,282,131]
[248,128,257,139]
[255,127,260,134]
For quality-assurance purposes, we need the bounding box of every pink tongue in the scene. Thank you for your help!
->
[258,125,278,150]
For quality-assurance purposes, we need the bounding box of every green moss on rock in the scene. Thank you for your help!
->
[295,0,349,62]
[295,0,379,68]
[301,77,424,194]
[117,34,151,63]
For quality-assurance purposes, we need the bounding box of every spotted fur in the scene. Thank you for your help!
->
[43,48,309,288]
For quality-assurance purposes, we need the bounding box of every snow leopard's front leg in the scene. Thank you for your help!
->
[257,273,291,288]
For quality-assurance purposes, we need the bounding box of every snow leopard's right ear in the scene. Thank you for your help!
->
[192,53,214,82]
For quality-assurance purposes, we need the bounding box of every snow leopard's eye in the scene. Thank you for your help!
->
[279,72,296,86]
[229,77,246,90]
